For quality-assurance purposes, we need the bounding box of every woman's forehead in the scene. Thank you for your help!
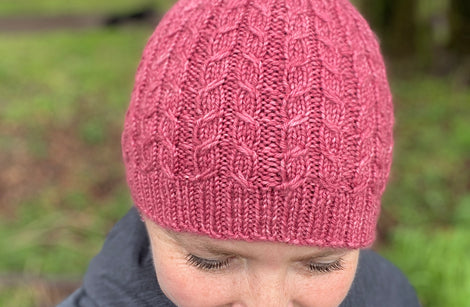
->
[145,217,351,260]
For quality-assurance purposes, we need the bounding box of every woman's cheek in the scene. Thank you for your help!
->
[298,270,356,307]
[155,263,355,307]
[154,255,233,307]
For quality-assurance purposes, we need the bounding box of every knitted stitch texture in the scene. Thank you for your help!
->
[121,0,394,248]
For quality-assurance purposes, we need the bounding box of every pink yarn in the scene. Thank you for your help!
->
[121,0,394,248]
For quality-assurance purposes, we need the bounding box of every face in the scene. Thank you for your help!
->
[144,218,359,307]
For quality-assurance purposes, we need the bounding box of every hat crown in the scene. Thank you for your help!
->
[122,0,393,248]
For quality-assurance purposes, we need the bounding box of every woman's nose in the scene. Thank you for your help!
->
[232,267,296,307]
[231,294,295,307]
[232,302,294,307]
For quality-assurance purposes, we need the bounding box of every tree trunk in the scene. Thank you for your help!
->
[448,0,470,55]
[360,0,417,58]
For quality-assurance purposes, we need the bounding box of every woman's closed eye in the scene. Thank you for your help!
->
[185,253,344,274]
[185,254,233,271]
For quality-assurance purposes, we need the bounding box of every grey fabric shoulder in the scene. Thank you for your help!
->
[57,206,175,307]
[57,288,98,307]
[340,249,421,307]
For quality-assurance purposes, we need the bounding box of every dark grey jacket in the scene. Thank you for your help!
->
[58,207,421,307]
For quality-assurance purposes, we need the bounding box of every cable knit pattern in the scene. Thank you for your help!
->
[121,0,394,248]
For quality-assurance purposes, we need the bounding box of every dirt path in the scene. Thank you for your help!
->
[1,273,81,306]
[0,9,160,32]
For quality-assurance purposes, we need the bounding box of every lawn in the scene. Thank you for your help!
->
[0,25,152,306]
[1,1,469,306]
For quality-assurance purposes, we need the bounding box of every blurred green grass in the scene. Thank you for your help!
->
[0,25,153,306]
[385,76,470,227]
[383,227,470,307]
[380,75,470,307]
[1,2,469,306]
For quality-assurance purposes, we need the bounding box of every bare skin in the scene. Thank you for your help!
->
[144,217,359,307]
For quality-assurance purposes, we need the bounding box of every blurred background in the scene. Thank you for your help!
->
[0,0,468,306]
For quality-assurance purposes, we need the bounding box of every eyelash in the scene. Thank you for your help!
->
[185,254,344,274]
[186,254,232,271]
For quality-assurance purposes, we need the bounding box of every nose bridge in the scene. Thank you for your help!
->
[245,264,293,306]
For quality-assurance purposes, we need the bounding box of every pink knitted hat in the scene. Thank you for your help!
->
[121,0,393,248]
